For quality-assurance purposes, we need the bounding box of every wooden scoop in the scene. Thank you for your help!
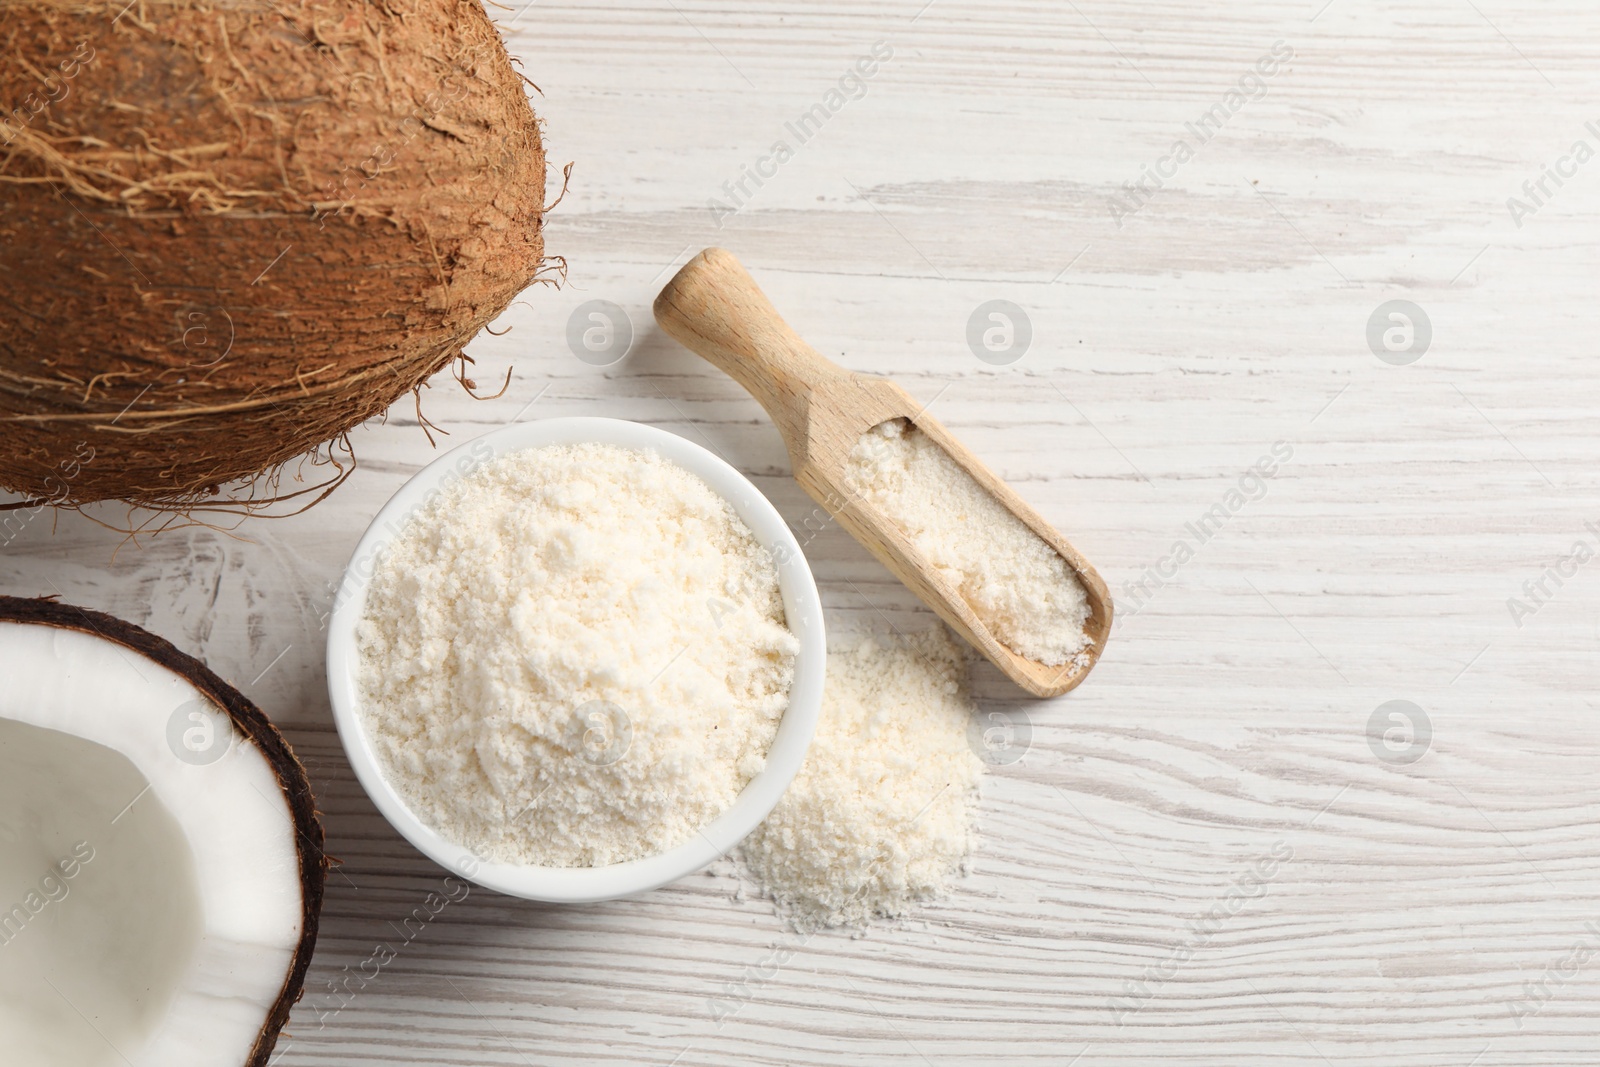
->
[653,248,1112,698]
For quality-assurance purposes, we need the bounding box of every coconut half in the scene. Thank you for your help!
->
[0,596,325,1067]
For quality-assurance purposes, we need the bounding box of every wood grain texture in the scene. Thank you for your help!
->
[5,0,1600,1064]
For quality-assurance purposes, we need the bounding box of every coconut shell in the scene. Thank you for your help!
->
[0,0,548,509]
[0,593,327,1067]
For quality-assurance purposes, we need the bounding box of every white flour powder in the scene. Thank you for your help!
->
[356,442,799,867]
[843,418,1091,667]
[741,627,983,929]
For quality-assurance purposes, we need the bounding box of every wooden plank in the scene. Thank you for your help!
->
[4,0,1600,1063]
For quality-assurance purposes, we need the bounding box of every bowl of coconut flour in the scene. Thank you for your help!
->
[326,417,826,903]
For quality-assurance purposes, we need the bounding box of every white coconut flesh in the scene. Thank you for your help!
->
[0,622,306,1067]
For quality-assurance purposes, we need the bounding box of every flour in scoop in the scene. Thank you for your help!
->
[842,418,1091,667]
[741,627,983,929]
[355,442,799,867]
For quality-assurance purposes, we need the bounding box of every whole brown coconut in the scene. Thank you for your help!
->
[0,0,549,510]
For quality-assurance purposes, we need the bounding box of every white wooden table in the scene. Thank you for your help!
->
[7,1,1600,1063]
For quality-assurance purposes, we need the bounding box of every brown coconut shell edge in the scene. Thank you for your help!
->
[0,594,327,1067]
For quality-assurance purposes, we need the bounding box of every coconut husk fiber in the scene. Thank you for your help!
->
[0,0,552,512]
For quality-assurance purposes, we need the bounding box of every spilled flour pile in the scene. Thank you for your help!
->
[843,418,1091,667]
[741,627,984,928]
[356,443,798,867]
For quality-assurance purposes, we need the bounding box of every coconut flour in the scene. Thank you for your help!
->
[843,418,1092,667]
[356,442,799,867]
[741,627,983,929]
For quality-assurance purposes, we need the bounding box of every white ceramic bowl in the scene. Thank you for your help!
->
[326,417,825,903]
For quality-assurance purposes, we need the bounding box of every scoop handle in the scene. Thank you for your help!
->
[653,249,849,444]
